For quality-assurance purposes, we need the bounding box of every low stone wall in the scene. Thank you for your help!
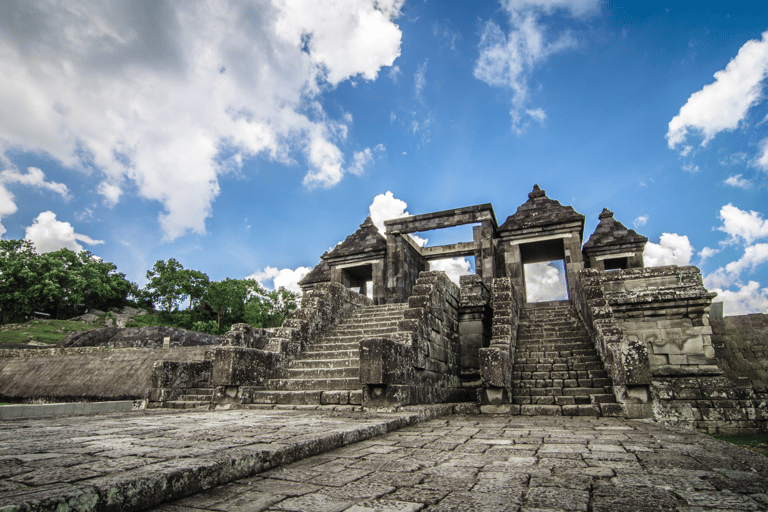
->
[0,346,209,402]
[61,325,224,348]
[477,276,524,409]
[574,266,768,433]
[361,271,467,406]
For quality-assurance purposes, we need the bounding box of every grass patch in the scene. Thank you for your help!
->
[713,433,768,457]
[0,318,104,346]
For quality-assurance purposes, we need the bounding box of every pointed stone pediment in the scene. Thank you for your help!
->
[583,208,647,250]
[324,217,387,260]
[499,184,584,233]
[298,253,331,286]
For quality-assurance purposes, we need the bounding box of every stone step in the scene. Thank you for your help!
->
[183,387,214,396]
[160,401,210,409]
[246,389,363,406]
[305,341,361,351]
[331,326,399,336]
[290,358,358,369]
[282,367,359,379]
[297,349,359,360]
[179,394,213,401]
[517,404,624,417]
[265,377,361,391]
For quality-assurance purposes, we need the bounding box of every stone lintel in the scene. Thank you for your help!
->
[384,203,497,234]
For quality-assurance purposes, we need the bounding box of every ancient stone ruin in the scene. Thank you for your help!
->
[145,185,768,433]
[8,184,764,434]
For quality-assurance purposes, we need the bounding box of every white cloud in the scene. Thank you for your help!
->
[348,148,374,176]
[247,266,311,294]
[24,211,104,253]
[368,191,427,245]
[474,0,599,132]
[524,261,567,302]
[369,191,410,233]
[388,65,401,82]
[0,167,70,237]
[0,167,69,198]
[667,30,768,151]
[724,174,752,189]
[633,215,648,228]
[430,257,473,285]
[414,59,428,99]
[644,233,694,267]
[0,1,403,240]
[698,246,720,265]
[756,137,768,171]
[682,163,700,173]
[724,243,768,275]
[717,203,768,246]
[709,281,768,315]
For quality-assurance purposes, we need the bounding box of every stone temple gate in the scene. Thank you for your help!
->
[298,184,648,304]
[147,185,767,434]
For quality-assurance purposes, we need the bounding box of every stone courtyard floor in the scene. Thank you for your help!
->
[1,406,767,511]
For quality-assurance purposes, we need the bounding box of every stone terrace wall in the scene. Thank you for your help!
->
[0,346,209,402]
[361,271,467,406]
[575,266,768,433]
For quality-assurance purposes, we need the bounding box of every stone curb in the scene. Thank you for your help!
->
[0,401,142,420]
[1,404,454,512]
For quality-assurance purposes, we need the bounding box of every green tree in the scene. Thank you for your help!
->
[144,258,210,313]
[204,278,259,328]
[244,286,298,328]
[0,239,40,323]
[0,240,134,322]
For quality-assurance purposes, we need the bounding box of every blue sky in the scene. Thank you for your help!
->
[1,0,767,314]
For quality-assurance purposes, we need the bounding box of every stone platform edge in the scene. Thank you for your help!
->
[2,403,454,512]
[0,400,143,420]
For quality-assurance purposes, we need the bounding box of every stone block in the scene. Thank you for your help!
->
[359,337,414,385]
[210,347,283,387]
[479,347,511,388]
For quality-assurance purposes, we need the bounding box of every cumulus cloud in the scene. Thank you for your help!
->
[247,266,311,294]
[474,0,599,132]
[756,137,768,171]
[369,191,410,233]
[348,148,374,176]
[525,261,567,302]
[698,246,720,265]
[723,243,768,275]
[717,203,768,246]
[708,281,768,315]
[430,258,473,285]
[644,233,694,267]
[24,211,104,253]
[0,1,403,240]
[633,215,648,228]
[667,30,768,152]
[0,167,70,237]
[724,174,752,189]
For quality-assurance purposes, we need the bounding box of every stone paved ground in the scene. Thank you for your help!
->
[152,415,768,512]
[0,405,451,511]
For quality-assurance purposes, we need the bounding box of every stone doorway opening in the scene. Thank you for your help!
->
[519,238,568,303]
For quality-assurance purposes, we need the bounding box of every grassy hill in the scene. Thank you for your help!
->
[0,316,108,347]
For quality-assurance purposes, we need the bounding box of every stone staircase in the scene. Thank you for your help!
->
[247,303,409,406]
[511,301,624,417]
[156,387,215,409]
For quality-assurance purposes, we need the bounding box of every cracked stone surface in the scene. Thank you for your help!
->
[149,415,768,512]
[2,408,767,511]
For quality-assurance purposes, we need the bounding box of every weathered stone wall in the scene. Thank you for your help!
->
[61,326,224,348]
[458,274,492,383]
[477,276,525,409]
[266,281,372,355]
[600,266,718,376]
[0,346,209,402]
[361,271,467,406]
[571,269,652,418]
[573,266,768,433]
[385,234,429,303]
[650,313,768,434]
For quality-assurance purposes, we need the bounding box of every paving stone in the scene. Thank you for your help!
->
[430,489,523,512]
[523,486,590,511]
